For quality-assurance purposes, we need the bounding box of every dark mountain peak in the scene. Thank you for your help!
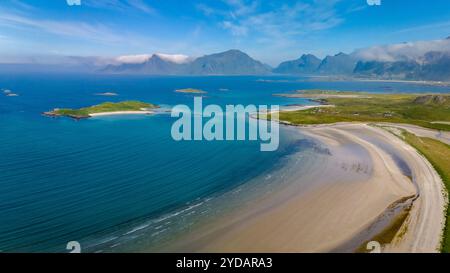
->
[322,52,351,62]
[300,54,320,61]
[214,49,249,57]
[100,37,450,79]
[102,49,270,75]
[147,54,164,62]
[102,53,185,75]
[317,52,356,75]
[225,49,245,54]
[188,49,270,75]
[423,51,448,61]
[300,53,313,58]
[273,53,321,74]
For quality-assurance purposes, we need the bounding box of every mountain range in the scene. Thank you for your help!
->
[102,37,450,81]
[273,54,321,74]
[353,51,450,81]
[103,50,271,75]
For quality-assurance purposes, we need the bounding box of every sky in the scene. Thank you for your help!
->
[0,0,450,66]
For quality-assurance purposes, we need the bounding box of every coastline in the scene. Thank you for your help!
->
[373,124,447,252]
[88,110,154,117]
[155,123,444,252]
[379,123,450,145]
[271,104,334,113]
[42,101,157,120]
[302,76,450,87]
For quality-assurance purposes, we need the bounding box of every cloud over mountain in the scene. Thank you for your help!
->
[104,49,270,75]
[114,53,192,65]
[353,38,450,62]
[115,54,152,64]
[153,53,192,64]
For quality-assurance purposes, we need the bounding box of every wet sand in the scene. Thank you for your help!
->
[381,123,450,145]
[160,123,444,252]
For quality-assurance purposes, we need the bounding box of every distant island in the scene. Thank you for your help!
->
[43,101,158,119]
[175,88,207,94]
[94,92,118,96]
[3,89,19,97]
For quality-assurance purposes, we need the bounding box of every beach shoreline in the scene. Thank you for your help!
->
[152,122,445,253]
[89,110,154,117]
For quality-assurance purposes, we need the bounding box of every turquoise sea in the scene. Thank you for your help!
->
[0,74,449,252]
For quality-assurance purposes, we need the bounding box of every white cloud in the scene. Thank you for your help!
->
[353,38,450,62]
[126,0,156,14]
[115,54,152,64]
[154,53,192,64]
[10,0,36,11]
[115,53,193,64]
[394,21,450,35]
[224,0,258,17]
[83,0,156,15]
[222,21,248,36]
[0,11,123,43]
[199,0,345,48]
[0,54,114,66]
[196,3,217,17]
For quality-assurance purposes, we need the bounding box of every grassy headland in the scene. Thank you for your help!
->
[277,90,450,131]
[44,101,158,119]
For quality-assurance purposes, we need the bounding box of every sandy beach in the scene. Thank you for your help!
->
[278,105,334,112]
[258,104,334,117]
[160,123,445,252]
[371,124,447,252]
[89,110,153,117]
[380,123,450,145]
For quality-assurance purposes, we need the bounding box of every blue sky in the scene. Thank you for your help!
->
[0,0,450,65]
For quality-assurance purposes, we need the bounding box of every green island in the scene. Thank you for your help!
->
[43,101,158,119]
[277,90,450,131]
[175,88,207,94]
[277,90,450,252]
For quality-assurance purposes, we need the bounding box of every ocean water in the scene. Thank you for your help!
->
[0,74,449,253]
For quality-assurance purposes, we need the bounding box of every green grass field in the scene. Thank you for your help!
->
[279,91,450,131]
[50,101,158,118]
[402,132,450,252]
